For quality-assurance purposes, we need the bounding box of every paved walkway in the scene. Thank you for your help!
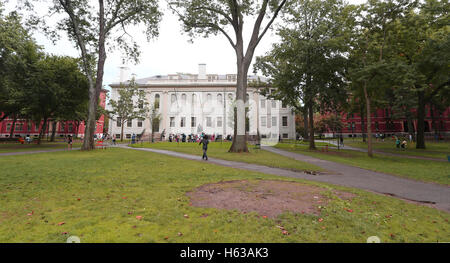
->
[122,145,450,213]
[315,140,447,162]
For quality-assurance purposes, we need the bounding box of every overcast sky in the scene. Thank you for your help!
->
[6,0,365,90]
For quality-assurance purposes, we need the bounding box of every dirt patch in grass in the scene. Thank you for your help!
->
[187,180,356,218]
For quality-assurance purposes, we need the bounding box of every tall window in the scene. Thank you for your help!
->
[191,117,196,128]
[282,116,288,127]
[217,94,223,104]
[61,122,66,131]
[117,117,121,127]
[261,116,267,127]
[272,116,277,127]
[192,94,197,105]
[6,123,11,131]
[206,117,212,127]
[261,99,266,108]
[68,123,73,132]
[171,94,176,105]
[155,94,160,109]
[271,100,276,108]
[180,117,186,127]
[127,120,132,127]
[282,101,287,108]
[137,119,143,128]
[207,93,212,103]
[181,94,187,105]
[15,123,23,131]
[170,117,175,127]
[217,117,223,127]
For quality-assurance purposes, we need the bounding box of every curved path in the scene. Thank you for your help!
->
[122,145,450,213]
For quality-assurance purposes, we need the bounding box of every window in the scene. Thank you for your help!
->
[192,94,197,105]
[181,94,187,105]
[137,119,143,128]
[155,94,160,109]
[117,117,121,127]
[180,117,186,127]
[27,122,32,131]
[206,117,212,127]
[15,123,23,131]
[126,134,131,139]
[217,117,222,127]
[207,93,212,103]
[282,101,287,108]
[282,116,288,127]
[261,99,266,108]
[217,94,223,104]
[6,123,11,131]
[283,133,288,139]
[127,120,132,127]
[116,134,121,139]
[61,122,65,131]
[170,117,175,127]
[171,94,176,104]
[68,123,73,132]
[272,116,277,127]
[191,117,196,128]
[228,93,233,100]
[138,101,143,109]
[261,116,267,127]
[272,100,276,108]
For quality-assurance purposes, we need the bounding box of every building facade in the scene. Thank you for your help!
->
[108,64,296,141]
[0,90,108,139]
[325,107,450,138]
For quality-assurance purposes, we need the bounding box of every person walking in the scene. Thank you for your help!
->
[199,135,209,161]
[339,134,344,147]
[112,134,116,145]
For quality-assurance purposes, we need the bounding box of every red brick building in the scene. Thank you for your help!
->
[0,90,108,139]
[337,106,450,138]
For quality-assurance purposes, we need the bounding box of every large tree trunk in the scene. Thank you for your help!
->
[82,0,106,151]
[303,107,309,140]
[37,117,48,145]
[360,106,366,142]
[229,59,249,153]
[308,103,316,150]
[50,121,57,142]
[9,114,16,138]
[121,121,124,142]
[363,84,373,157]
[416,90,426,149]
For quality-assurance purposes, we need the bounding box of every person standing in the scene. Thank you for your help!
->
[339,134,344,147]
[112,134,116,145]
[67,135,73,150]
[199,135,209,161]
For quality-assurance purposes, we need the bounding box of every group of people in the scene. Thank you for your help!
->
[394,136,408,150]
[167,133,225,143]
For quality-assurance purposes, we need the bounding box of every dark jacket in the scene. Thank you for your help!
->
[199,139,209,150]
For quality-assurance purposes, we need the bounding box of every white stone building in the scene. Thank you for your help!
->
[108,64,296,141]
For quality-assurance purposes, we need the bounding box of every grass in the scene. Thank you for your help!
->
[343,138,450,160]
[275,143,450,185]
[130,141,324,173]
[0,148,448,242]
[0,142,83,153]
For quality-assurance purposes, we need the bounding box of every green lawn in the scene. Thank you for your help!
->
[275,143,450,185]
[0,148,448,242]
[343,138,450,160]
[0,142,83,153]
[130,141,324,173]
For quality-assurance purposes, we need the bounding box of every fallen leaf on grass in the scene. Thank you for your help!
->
[178,232,183,237]
[58,222,65,226]
[318,218,323,222]
[282,230,289,235]
[136,216,143,220]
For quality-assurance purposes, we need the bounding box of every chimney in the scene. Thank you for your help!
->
[198,63,206,80]
[119,65,129,83]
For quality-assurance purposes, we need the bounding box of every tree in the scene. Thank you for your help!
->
[109,79,149,142]
[21,0,162,150]
[255,0,351,150]
[168,0,288,152]
[348,0,413,157]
